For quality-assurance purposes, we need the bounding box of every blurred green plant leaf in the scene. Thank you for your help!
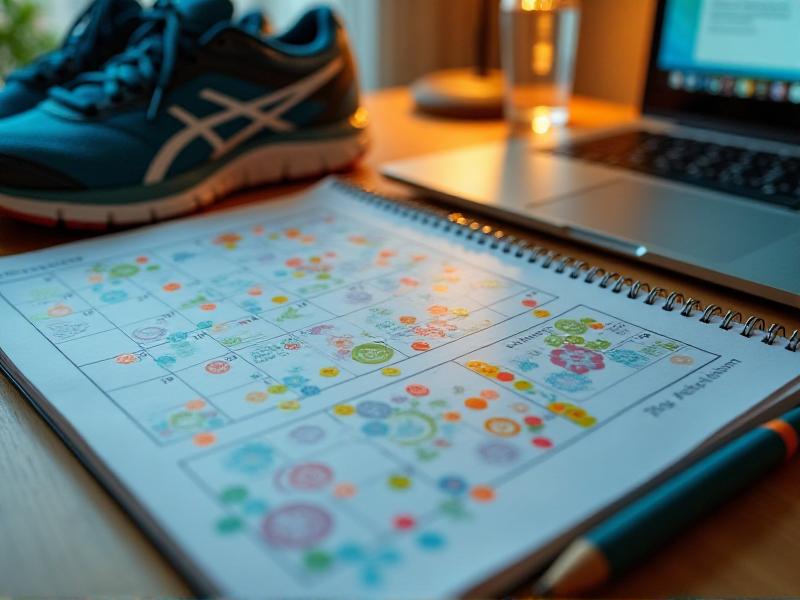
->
[0,0,57,79]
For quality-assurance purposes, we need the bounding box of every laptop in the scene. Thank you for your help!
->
[381,0,800,309]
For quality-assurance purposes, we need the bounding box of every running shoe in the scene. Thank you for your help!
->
[0,0,143,118]
[0,0,367,229]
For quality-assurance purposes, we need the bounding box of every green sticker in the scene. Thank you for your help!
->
[220,485,248,504]
[304,550,333,571]
[216,516,243,534]
[586,339,611,351]
[351,343,394,364]
[109,264,139,278]
[564,335,585,345]
[544,334,564,347]
[554,319,588,335]
[170,411,205,430]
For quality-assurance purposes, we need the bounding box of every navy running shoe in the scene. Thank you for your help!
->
[0,0,367,229]
[0,0,142,118]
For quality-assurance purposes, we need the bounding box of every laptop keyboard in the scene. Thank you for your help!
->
[553,130,800,210]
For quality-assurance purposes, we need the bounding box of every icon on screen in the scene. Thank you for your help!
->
[735,79,754,99]
[721,77,735,96]
[789,83,800,104]
[770,82,787,102]
[706,77,722,95]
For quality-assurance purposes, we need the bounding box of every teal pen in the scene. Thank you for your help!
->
[535,405,800,596]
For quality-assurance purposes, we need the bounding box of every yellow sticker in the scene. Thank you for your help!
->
[388,474,412,490]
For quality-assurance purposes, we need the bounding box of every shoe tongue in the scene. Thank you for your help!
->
[113,0,143,17]
[175,0,233,34]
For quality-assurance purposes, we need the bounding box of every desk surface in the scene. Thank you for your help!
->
[1,87,798,597]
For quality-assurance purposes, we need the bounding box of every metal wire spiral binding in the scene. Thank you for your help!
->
[334,179,799,352]
[662,292,684,311]
[680,298,702,317]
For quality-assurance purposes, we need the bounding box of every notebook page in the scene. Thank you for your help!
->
[0,179,796,598]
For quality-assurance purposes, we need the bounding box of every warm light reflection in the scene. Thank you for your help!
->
[349,106,369,129]
[531,12,554,75]
[531,106,552,134]
[521,0,555,11]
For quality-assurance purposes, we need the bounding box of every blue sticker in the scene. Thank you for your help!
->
[438,475,468,496]
[100,290,128,304]
[607,348,650,369]
[225,443,274,475]
[362,421,389,437]
[418,531,445,550]
[357,400,392,419]
[156,355,177,368]
[545,371,591,393]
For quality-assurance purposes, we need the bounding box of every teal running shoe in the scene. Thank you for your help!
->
[0,0,367,229]
[0,0,143,118]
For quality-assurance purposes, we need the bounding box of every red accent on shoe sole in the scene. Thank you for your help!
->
[0,205,59,227]
[62,219,110,231]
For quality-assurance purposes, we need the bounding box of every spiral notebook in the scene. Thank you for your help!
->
[0,178,798,598]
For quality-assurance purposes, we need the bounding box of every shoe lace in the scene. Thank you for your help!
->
[50,1,194,121]
[9,0,123,86]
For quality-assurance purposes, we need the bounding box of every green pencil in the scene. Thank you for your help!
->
[535,405,800,596]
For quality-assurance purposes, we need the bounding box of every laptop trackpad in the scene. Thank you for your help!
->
[526,178,795,263]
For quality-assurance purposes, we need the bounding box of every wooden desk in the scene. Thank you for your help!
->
[1,87,798,597]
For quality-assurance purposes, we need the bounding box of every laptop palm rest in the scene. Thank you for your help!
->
[526,178,796,264]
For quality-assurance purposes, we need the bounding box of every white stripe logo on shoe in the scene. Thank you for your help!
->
[144,57,344,184]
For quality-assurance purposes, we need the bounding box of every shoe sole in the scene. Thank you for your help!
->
[0,132,368,230]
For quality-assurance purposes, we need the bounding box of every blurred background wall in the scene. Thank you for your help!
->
[34,0,656,106]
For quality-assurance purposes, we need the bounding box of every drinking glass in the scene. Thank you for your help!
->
[500,0,581,133]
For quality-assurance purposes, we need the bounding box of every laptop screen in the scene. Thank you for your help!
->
[643,0,800,138]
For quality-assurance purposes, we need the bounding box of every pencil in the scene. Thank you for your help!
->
[534,405,800,596]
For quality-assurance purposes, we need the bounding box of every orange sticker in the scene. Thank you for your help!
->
[163,282,181,292]
[115,354,138,365]
[470,485,495,502]
[334,482,358,498]
[193,432,216,447]
[185,399,206,411]
[245,391,268,404]
[442,411,461,422]
[484,417,521,437]
[465,397,488,410]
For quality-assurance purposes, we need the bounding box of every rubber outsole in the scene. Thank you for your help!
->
[0,133,368,231]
